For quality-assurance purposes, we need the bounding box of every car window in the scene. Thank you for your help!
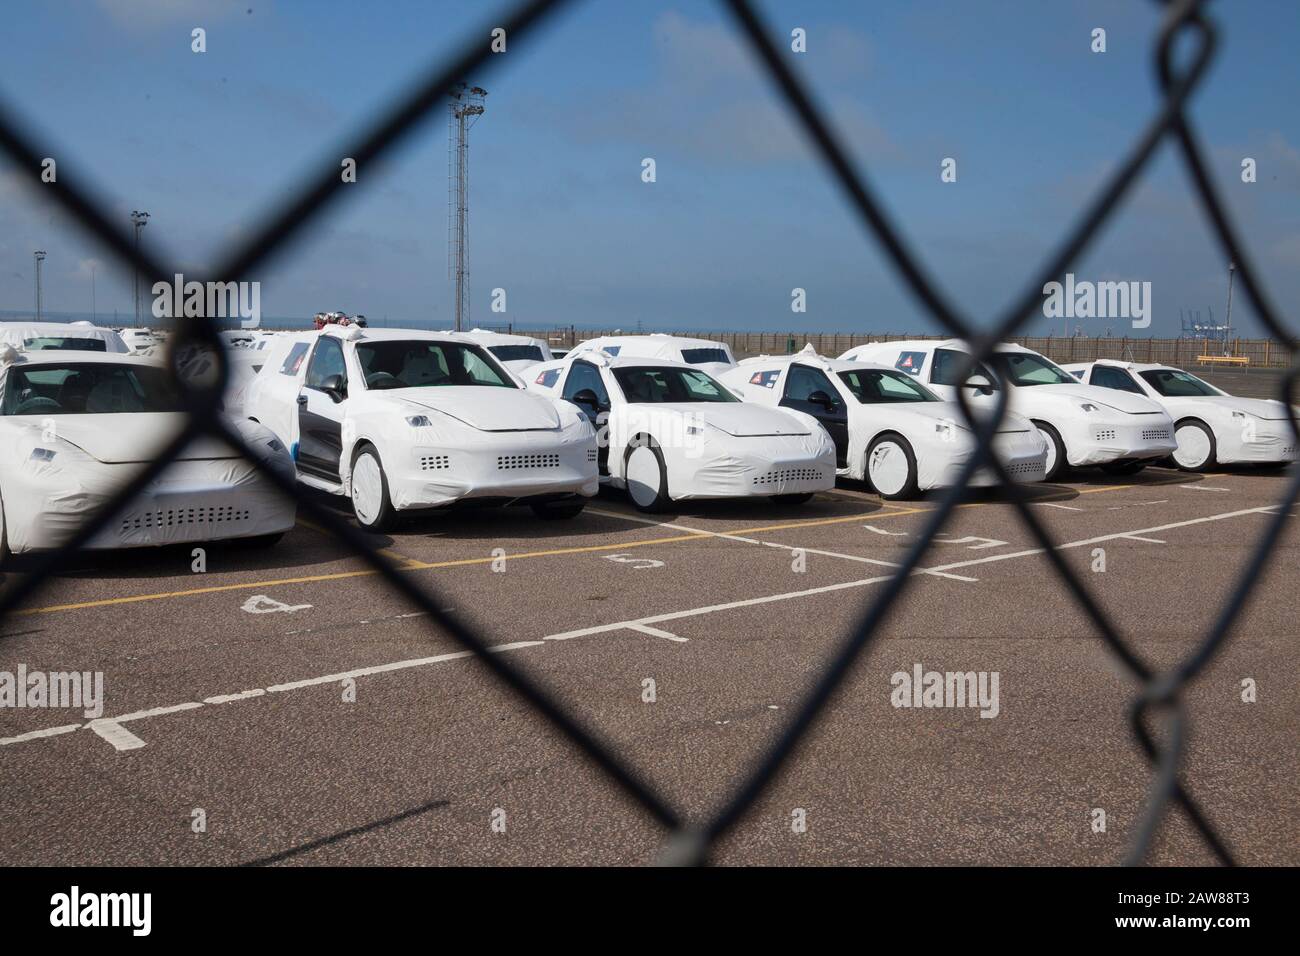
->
[746,369,781,390]
[490,344,544,362]
[534,368,561,389]
[783,364,842,405]
[562,361,610,406]
[611,366,738,403]
[354,341,514,389]
[23,337,108,352]
[1090,365,1144,393]
[305,336,348,392]
[1,363,182,415]
[999,352,1076,386]
[1139,369,1223,397]
[680,347,730,365]
[838,368,940,403]
[930,348,998,387]
[280,342,310,376]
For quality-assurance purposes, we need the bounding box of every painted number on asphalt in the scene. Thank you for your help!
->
[603,554,665,570]
[242,595,313,614]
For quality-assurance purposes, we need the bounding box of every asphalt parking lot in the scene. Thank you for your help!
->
[1,462,1297,866]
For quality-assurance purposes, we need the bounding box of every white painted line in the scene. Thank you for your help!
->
[1122,535,1166,544]
[88,720,146,752]
[0,724,81,746]
[627,623,688,643]
[1035,502,1083,511]
[864,524,908,535]
[0,504,1278,755]
[1179,484,1230,492]
[204,689,267,705]
[759,541,978,583]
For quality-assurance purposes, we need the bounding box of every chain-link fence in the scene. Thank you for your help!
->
[0,0,1295,866]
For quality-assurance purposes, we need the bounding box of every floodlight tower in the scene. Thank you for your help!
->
[33,250,46,321]
[130,210,150,325]
[448,83,486,332]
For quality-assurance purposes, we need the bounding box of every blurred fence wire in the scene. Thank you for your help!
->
[0,0,1295,866]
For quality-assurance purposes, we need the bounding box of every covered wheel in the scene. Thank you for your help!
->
[350,444,397,531]
[865,433,919,500]
[1032,420,1068,482]
[1172,419,1216,472]
[624,440,670,513]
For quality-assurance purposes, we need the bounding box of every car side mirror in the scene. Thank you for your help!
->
[963,374,995,395]
[322,373,347,403]
[571,388,602,411]
[808,389,837,410]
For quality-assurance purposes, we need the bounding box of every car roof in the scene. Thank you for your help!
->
[574,333,731,354]
[1066,358,1172,373]
[1,348,161,368]
[845,338,1035,356]
[319,326,495,346]
[461,329,549,349]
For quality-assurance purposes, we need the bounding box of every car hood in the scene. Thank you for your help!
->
[1027,382,1162,414]
[652,402,809,436]
[49,413,240,463]
[396,386,561,430]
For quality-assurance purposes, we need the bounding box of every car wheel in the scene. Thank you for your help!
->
[770,493,815,505]
[624,440,670,513]
[1099,460,1146,476]
[530,498,587,520]
[865,433,919,500]
[350,444,396,531]
[1032,420,1068,481]
[1172,419,1216,472]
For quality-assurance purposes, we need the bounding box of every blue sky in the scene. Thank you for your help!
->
[1,0,1297,336]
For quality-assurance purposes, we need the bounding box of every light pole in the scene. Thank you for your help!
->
[130,210,150,326]
[34,250,46,321]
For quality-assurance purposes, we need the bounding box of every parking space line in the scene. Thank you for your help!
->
[88,720,147,752]
[0,502,1279,756]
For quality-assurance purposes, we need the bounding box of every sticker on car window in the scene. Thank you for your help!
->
[749,370,779,389]
[895,351,925,375]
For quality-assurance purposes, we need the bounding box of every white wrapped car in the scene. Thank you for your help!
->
[1063,359,1299,472]
[0,321,128,354]
[527,351,835,511]
[718,349,1047,499]
[245,326,599,528]
[0,348,296,560]
[458,329,555,375]
[841,339,1177,480]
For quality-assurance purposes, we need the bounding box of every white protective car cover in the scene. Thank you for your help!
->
[0,351,295,553]
[0,322,129,354]
[571,334,738,376]
[719,351,1048,490]
[841,339,1178,468]
[459,329,554,374]
[246,327,598,510]
[528,353,836,501]
[1062,360,1300,466]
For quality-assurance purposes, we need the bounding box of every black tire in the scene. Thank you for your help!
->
[864,432,920,500]
[623,437,671,513]
[1099,460,1146,476]
[350,444,397,531]
[770,493,815,505]
[1032,420,1068,482]
[530,498,587,520]
[1171,419,1217,473]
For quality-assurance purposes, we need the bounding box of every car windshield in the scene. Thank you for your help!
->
[680,347,731,365]
[356,340,514,389]
[1140,369,1223,397]
[999,352,1076,386]
[612,366,738,403]
[22,337,108,351]
[1,362,182,415]
[489,344,545,362]
[837,368,940,403]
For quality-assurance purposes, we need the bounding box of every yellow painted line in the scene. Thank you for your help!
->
[10,474,1230,618]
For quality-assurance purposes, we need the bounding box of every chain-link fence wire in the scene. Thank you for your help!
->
[0,0,1294,866]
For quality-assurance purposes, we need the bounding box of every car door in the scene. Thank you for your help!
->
[561,360,612,474]
[780,362,849,466]
[296,335,349,481]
